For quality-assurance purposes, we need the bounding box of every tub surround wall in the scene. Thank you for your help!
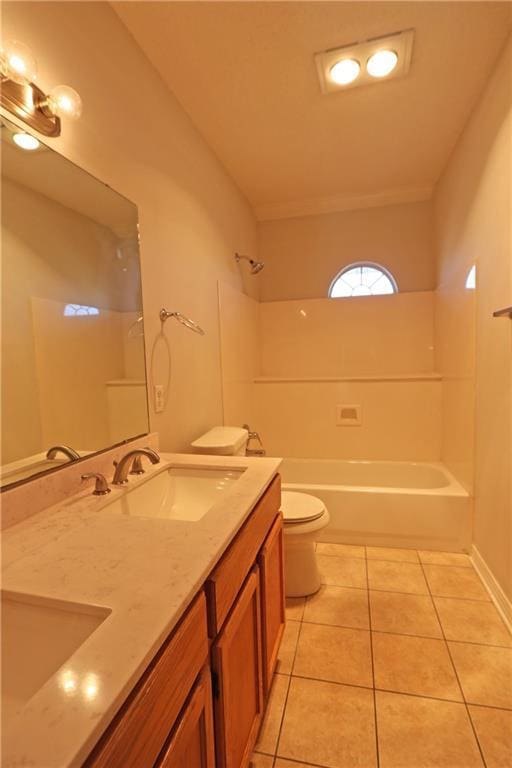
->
[2,2,258,456]
[258,200,435,302]
[260,292,435,378]
[218,286,442,461]
[434,37,511,601]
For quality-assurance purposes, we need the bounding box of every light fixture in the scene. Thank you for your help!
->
[315,29,414,94]
[367,49,398,78]
[47,84,82,120]
[12,131,40,151]
[0,40,37,84]
[329,58,360,86]
[0,38,82,137]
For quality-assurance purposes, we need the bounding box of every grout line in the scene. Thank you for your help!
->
[272,606,305,760]
[317,582,492,602]
[417,557,489,767]
[299,617,512,649]
[365,551,381,768]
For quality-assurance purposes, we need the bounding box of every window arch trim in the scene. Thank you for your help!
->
[328,261,398,298]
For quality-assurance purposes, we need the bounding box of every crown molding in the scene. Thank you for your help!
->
[254,185,433,222]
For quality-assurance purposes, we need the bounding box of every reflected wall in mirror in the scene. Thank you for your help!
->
[1,119,149,488]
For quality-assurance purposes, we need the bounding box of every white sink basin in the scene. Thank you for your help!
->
[1,592,110,732]
[104,467,244,522]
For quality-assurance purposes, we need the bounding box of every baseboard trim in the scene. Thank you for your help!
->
[471,546,512,633]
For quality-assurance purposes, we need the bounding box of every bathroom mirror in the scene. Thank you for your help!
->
[0,119,149,489]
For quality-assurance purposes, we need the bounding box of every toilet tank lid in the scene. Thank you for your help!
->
[191,426,248,453]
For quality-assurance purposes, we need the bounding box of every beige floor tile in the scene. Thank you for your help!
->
[449,642,512,709]
[373,632,462,700]
[366,546,419,563]
[367,560,428,595]
[317,542,365,559]
[251,754,274,768]
[278,676,377,767]
[435,597,512,647]
[423,564,489,601]
[469,705,512,768]
[376,691,484,767]
[369,590,442,638]
[285,597,305,621]
[303,584,369,629]
[255,673,290,755]
[418,550,472,567]
[318,554,367,589]
[275,760,317,768]
[277,621,300,675]
[293,622,373,687]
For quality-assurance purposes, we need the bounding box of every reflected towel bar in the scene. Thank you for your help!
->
[493,306,512,318]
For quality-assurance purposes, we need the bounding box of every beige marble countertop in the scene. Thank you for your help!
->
[2,452,281,768]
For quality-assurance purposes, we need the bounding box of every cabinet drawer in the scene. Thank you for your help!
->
[85,592,208,768]
[205,475,281,636]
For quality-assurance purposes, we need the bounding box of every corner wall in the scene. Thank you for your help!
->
[434,37,511,600]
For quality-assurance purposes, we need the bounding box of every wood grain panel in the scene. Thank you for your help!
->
[258,513,286,694]
[156,667,215,768]
[206,475,281,636]
[211,568,263,768]
[85,593,208,768]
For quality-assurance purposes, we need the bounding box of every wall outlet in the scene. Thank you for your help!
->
[154,384,165,413]
[336,404,362,426]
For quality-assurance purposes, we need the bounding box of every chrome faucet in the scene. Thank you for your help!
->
[46,445,80,461]
[81,473,111,496]
[242,424,266,457]
[112,447,160,485]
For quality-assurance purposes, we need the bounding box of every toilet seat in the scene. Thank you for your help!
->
[280,491,326,524]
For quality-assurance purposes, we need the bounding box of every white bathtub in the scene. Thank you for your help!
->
[280,459,471,552]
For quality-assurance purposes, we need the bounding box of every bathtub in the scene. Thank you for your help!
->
[280,459,471,552]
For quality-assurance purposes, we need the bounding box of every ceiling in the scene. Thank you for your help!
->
[114,1,512,219]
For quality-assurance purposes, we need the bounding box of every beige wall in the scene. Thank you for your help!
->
[2,1,258,454]
[434,37,511,600]
[258,200,435,302]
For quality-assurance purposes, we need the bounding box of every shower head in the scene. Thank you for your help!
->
[235,252,265,275]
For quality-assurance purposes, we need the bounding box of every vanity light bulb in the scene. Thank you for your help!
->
[367,49,398,78]
[47,84,82,120]
[1,40,37,84]
[329,58,360,86]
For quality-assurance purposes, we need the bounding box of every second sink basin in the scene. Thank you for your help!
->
[104,466,244,522]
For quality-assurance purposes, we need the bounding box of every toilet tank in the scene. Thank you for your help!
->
[191,426,248,456]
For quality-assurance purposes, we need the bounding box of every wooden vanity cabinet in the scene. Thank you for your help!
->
[155,669,215,768]
[211,568,263,768]
[258,513,286,693]
[85,475,283,768]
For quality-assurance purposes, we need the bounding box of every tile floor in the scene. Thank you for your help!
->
[251,544,512,768]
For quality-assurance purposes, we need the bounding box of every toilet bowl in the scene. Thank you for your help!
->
[281,491,330,597]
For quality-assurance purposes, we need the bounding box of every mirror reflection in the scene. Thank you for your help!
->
[1,119,149,488]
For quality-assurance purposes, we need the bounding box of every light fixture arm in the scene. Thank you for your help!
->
[159,308,205,335]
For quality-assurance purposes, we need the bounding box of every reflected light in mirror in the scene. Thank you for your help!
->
[12,132,40,151]
[465,264,476,290]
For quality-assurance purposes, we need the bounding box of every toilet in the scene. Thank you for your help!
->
[191,426,329,597]
[280,491,330,597]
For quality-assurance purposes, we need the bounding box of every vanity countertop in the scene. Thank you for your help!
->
[2,452,282,768]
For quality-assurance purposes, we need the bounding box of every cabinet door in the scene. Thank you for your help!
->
[156,669,215,768]
[212,568,263,768]
[258,513,286,694]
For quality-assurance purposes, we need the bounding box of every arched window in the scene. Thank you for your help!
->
[329,262,398,298]
[465,265,476,290]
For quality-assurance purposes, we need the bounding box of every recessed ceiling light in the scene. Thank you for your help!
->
[12,132,40,151]
[367,49,399,78]
[329,58,360,86]
[315,29,413,94]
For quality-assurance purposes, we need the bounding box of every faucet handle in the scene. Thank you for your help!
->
[81,473,111,496]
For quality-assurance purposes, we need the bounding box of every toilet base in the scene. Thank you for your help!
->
[284,538,322,597]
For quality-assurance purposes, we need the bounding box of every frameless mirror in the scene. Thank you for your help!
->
[1,119,149,489]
